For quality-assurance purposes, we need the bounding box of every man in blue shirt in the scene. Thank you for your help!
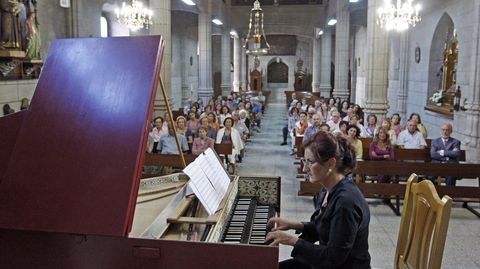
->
[157,123,189,154]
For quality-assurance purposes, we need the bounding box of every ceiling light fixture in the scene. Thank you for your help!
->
[377,0,421,31]
[327,18,337,26]
[181,0,196,6]
[212,18,223,25]
[115,0,153,31]
[243,0,270,56]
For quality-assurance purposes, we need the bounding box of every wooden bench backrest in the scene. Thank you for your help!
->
[144,153,196,168]
[214,143,233,155]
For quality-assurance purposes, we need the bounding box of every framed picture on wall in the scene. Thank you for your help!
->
[415,46,421,63]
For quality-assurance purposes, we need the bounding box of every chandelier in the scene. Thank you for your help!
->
[243,0,270,56]
[377,0,421,31]
[115,0,153,31]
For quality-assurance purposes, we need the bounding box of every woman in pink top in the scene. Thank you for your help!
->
[192,126,215,155]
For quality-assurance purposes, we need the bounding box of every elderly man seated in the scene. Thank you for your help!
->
[397,120,427,149]
[157,122,190,154]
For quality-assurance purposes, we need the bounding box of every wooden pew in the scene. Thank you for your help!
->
[284,91,321,107]
[143,144,233,177]
[299,161,480,216]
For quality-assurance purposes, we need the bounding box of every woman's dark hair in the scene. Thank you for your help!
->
[339,120,349,130]
[289,107,299,115]
[347,124,361,139]
[408,112,422,124]
[303,131,356,174]
[221,106,230,114]
[153,116,163,124]
[223,117,234,126]
[392,113,401,124]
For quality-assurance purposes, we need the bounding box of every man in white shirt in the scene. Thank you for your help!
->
[397,120,427,149]
[326,111,341,133]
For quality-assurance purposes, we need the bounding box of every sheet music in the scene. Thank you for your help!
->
[183,148,231,215]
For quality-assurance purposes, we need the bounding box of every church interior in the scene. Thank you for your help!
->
[0,0,479,268]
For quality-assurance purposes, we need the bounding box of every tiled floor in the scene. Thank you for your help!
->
[237,89,480,268]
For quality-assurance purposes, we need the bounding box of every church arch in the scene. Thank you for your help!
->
[427,12,454,103]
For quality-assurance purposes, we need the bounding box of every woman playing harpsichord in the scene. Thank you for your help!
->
[266,131,371,269]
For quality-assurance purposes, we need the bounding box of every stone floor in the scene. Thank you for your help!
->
[236,89,480,268]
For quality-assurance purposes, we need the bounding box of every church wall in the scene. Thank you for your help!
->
[401,0,475,138]
[171,11,199,108]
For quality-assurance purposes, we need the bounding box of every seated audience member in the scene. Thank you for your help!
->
[232,110,249,141]
[282,107,299,146]
[199,104,212,119]
[346,124,363,159]
[430,123,461,186]
[295,101,303,112]
[327,97,335,110]
[397,120,427,149]
[340,101,349,118]
[380,118,397,145]
[326,111,341,133]
[364,114,378,138]
[319,103,330,122]
[196,116,217,139]
[307,107,317,124]
[353,104,364,124]
[342,107,354,122]
[186,111,199,132]
[251,99,263,127]
[216,117,244,173]
[303,114,323,143]
[295,112,312,138]
[338,120,349,137]
[287,92,298,108]
[313,100,322,114]
[207,112,220,132]
[301,98,309,112]
[349,114,366,136]
[192,126,215,155]
[239,109,251,131]
[369,128,395,183]
[148,116,167,153]
[391,113,402,136]
[319,123,330,133]
[183,99,193,115]
[408,112,428,139]
[266,131,371,269]
[219,106,232,127]
[157,123,189,154]
[176,116,193,143]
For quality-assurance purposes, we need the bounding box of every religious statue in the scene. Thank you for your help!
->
[25,10,40,59]
[0,0,21,49]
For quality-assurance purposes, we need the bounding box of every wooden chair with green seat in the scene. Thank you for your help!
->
[395,173,453,269]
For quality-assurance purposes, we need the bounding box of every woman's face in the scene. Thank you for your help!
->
[340,123,347,133]
[207,114,215,122]
[392,115,399,124]
[224,119,233,128]
[190,106,197,113]
[205,106,211,113]
[329,98,335,106]
[216,104,222,111]
[189,112,196,120]
[303,147,329,185]
[381,120,390,129]
[200,117,209,126]
[378,129,387,141]
[222,107,228,114]
[348,127,357,138]
[299,113,307,122]
[154,119,162,129]
[177,118,185,128]
[368,116,376,125]
[342,102,348,109]
[411,114,419,122]
[296,102,302,109]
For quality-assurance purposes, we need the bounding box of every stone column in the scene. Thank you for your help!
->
[396,31,409,121]
[198,3,213,104]
[333,0,350,101]
[319,29,332,97]
[150,0,172,116]
[171,30,182,109]
[233,37,242,92]
[221,1,232,96]
[240,44,247,91]
[312,35,322,93]
[458,1,480,162]
[362,0,389,122]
